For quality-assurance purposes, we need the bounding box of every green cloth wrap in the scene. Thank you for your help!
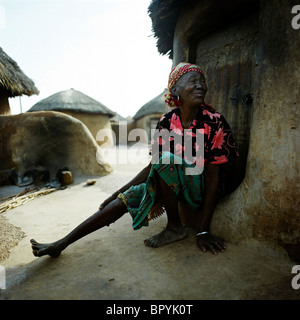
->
[119,152,205,230]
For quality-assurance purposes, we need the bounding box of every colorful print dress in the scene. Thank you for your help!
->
[119,104,239,230]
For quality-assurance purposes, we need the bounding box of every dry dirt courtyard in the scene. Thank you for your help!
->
[0,146,299,300]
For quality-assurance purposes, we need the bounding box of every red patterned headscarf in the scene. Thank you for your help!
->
[165,62,204,108]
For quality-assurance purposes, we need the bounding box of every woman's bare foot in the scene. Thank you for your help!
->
[30,239,65,258]
[144,226,187,248]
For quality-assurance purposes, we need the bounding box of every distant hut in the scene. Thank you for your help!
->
[28,88,116,147]
[133,89,168,142]
[110,113,135,145]
[0,47,39,115]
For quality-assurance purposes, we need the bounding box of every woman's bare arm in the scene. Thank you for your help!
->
[99,162,152,210]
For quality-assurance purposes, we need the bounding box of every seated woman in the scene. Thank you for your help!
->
[30,62,239,257]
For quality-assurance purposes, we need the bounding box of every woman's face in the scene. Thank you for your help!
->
[172,71,207,107]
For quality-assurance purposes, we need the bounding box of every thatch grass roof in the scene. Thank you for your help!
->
[133,89,168,120]
[110,113,127,123]
[148,0,182,58]
[0,47,39,97]
[28,88,115,117]
[148,0,259,58]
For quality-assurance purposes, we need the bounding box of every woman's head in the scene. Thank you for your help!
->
[165,62,207,108]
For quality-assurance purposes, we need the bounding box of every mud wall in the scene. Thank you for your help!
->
[61,111,114,148]
[0,88,11,115]
[0,111,112,180]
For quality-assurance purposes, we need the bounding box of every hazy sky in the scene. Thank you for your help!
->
[0,0,172,117]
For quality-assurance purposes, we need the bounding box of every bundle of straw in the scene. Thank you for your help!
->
[0,187,57,214]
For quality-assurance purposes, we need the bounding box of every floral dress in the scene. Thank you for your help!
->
[150,104,238,165]
[118,104,239,230]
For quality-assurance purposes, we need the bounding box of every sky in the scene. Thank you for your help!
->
[0,0,172,118]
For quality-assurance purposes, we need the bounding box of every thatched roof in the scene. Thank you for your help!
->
[28,88,115,117]
[110,112,127,123]
[148,0,259,58]
[148,0,182,58]
[133,89,168,120]
[0,47,39,97]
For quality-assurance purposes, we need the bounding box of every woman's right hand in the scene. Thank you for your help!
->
[196,232,226,255]
[99,191,119,210]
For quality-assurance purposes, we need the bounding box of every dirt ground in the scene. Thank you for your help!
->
[0,146,299,300]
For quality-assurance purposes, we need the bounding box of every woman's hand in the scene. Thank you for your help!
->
[99,191,119,210]
[196,232,226,255]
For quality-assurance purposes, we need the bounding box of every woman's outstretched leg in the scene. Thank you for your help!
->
[30,198,127,257]
[144,174,187,248]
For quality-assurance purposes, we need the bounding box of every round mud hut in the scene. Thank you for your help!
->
[133,88,168,143]
[28,88,116,147]
[0,47,39,115]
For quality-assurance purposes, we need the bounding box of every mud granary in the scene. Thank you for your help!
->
[0,51,112,183]
[148,0,300,262]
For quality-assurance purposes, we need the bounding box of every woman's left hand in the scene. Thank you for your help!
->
[196,233,226,255]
